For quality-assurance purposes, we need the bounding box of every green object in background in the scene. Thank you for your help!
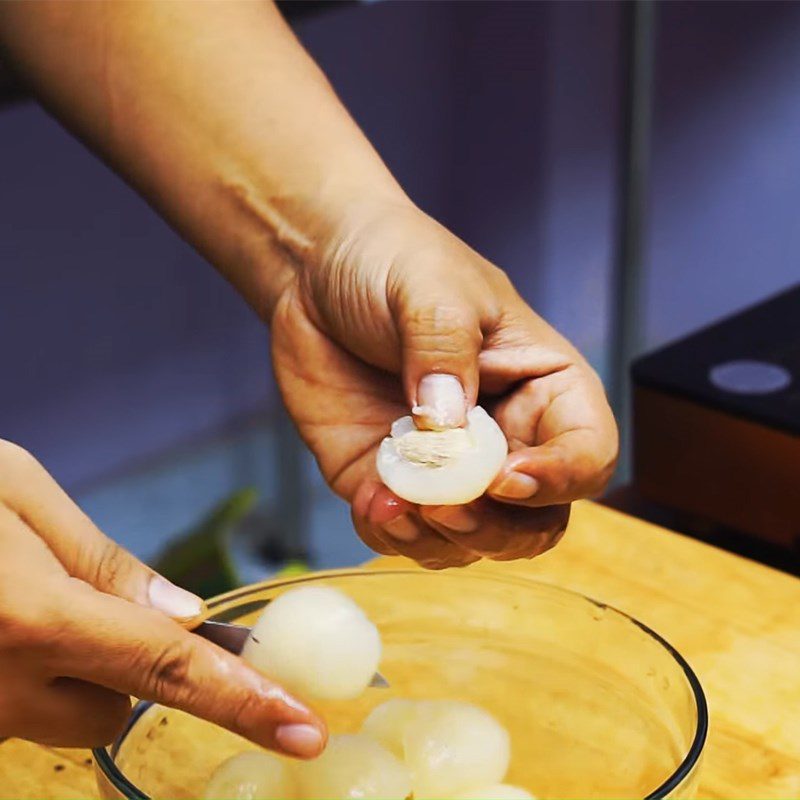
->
[275,559,309,579]
[152,488,259,599]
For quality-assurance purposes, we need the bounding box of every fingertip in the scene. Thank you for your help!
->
[489,472,539,502]
[488,450,542,499]
[275,722,327,759]
[366,484,415,524]
[491,436,615,504]
[412,373,468,430]
[147,575,205,622]
[498,448,538,475]
[224,668,328,755]
[265,684,328,758]
[352,480,412,525]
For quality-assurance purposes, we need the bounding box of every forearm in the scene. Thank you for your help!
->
[0,0,408,318]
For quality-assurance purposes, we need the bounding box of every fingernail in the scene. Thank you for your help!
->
[275,723,324,758]
[382,514,420,542]
[492,473,539,500]
[148,576,204,620]
[426,506,479,533]
[413,373,467,430]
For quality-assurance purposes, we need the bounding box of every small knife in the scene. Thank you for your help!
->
[193,619,390,688]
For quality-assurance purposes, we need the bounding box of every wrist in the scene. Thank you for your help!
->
[255,186,416,323]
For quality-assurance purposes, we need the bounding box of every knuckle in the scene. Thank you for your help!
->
[0,439,34,467]
[419,551,479,570]
[491,505,570,562]
[540,506,570,554]
[486,268,522,313]
[0,595,57,654]
[404,305,479,354]
[363,536,398,557]
[408,304,465,329]
[596,446,620,492]
[490,549,530,562]
[418,559,452,571]
[228,688,263,736]
[587,463,616,497]
[548,446,600,499]
[87,538,134,593]
[142,638,196,704]
[522,379,552,409]
[459,531,506,558]
[575,450,617,498]
[549,469,574,499]
[0,441,40,493]
[397,536,459,566]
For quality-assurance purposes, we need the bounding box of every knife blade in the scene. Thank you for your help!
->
[194,620,390,688]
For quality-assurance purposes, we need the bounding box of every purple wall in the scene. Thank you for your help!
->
[644,1,800,345]
[300,0,622,371]
[1,104,273,489]
[1,0,798,497]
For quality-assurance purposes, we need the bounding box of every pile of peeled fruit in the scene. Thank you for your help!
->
[204,585,534,800]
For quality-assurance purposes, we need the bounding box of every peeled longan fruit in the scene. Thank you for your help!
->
[402,700,511,799]
[204,751,297,800]
[455,784,535,800]
[295,734,412,800]
[242,586,381,701]
[360,698,420,758]
[376,406,508,505]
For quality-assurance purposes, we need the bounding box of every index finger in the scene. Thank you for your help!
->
[52,581,327,758]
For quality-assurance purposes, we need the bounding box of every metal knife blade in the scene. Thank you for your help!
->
[194,620,389,688]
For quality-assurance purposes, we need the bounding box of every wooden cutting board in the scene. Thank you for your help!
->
[0,500,798,799]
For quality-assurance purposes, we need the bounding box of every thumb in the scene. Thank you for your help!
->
[4,444,204,621]
[389,269,483,429]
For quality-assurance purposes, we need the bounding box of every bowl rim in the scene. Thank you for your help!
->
[93,567,708,800]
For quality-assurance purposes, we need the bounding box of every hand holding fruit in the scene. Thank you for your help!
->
[271,204,618,568]
[0,440,325,755]
[0,0,615,576]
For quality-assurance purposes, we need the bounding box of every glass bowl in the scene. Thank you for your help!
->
[94,568,707,799]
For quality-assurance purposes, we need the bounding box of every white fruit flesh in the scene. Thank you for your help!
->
[376,406,508,505]
[204,751,297,800]
[295,734,412,800]
[360,698,419,758]
[455,784,535,800]
[241,586,381,701]
[402,700,511,799]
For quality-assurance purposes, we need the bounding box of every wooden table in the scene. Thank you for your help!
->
[1,501,798,799]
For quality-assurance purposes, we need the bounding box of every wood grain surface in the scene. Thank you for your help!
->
[0,501,797,799]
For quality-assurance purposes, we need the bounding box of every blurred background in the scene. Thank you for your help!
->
[2,0,799,585]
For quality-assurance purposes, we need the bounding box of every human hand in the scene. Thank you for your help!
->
[0,440,326,754]
[271,203,618,569]
[0,0,613,574]
[0,0,612,569]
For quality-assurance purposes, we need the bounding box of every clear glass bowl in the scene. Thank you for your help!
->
[94,568,707,799]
